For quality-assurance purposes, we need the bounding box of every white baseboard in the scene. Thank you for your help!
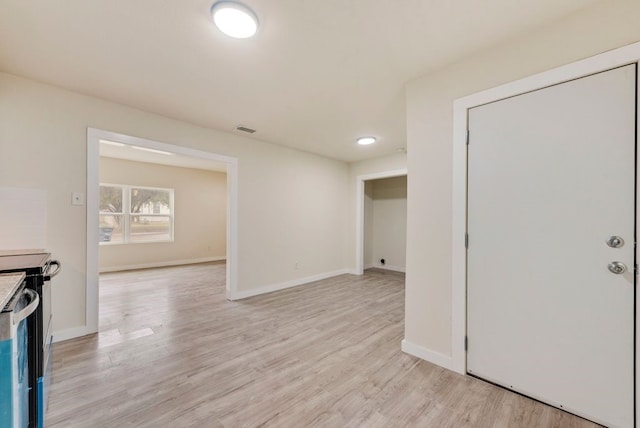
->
[99,256,226,273]
[401,339,457,372]
[380,264,405,273]
[366,263,406,273]
[230,269,350,300]
[53,325,96,343]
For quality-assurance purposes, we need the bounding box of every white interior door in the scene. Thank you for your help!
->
[467,64,636,428]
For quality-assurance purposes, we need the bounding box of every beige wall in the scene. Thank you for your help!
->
[99,157,226,271]
[5,0,634,350]
[404,0,640,356]
[364,176,407,271]
[0,72,349,334]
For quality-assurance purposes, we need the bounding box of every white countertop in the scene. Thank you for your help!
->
[0,273,26,309]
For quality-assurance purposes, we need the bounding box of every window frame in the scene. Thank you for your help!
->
[99,183,174,245]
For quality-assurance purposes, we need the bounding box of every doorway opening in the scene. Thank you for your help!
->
[363,176,407,273]
[86,129,238,336]
[355,169,407,275]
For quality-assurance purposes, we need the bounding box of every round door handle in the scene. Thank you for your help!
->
[608,262,627,274]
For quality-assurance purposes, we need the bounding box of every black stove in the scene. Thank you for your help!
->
[0,252,60,428]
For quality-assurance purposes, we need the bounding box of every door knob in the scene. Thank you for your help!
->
[608,262,627,274]
[606,236,624,248]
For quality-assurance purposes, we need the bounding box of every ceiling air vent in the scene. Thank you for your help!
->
[236,125,256,134]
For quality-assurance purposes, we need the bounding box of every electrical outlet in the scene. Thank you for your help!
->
[294,261,300,270]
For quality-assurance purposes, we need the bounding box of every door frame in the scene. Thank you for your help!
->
[452,42,640,424]
[83,128,239,338]
[355,169,408,275]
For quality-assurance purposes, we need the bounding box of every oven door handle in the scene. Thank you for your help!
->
[46,260,62,280]
[13,289,39,325]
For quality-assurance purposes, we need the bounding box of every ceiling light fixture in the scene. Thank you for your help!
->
[99,139,125,147]
[357,136,376,146]
[211,1,259,39]
[131,146,174,156]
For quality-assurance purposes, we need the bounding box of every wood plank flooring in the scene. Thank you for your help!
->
[48,263,600,427]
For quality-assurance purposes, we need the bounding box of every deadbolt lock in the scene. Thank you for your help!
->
[606,236,624,248]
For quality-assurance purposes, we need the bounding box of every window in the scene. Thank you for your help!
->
[99,184,174,244]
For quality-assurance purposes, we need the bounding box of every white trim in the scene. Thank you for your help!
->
[366,263,405,273]
[85,128,239,339]
[381,264,405,273]
[230,269,350,300]
[355,169,408,275]
[452,42,640,425]
[52,325,95,343]
[636,62,640,428]
[87,133,100,335]
[401,339,455,371]
[99,256,226,273]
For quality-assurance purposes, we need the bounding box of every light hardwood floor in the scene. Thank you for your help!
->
[48,263,600,427]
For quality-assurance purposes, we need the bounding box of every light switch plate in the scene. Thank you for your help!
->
[72,192,84,206]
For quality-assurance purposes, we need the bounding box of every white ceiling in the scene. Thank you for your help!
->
[100,141,228,172]
[0,0,600,162]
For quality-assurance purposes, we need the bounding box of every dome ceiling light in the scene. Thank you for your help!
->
[211,1,259,39]
[357,136,376,146]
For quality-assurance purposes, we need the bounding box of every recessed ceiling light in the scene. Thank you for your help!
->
[131,146,174,156]
[357,137,376,146]
[211,1,259,39]
[99,139,125,147]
